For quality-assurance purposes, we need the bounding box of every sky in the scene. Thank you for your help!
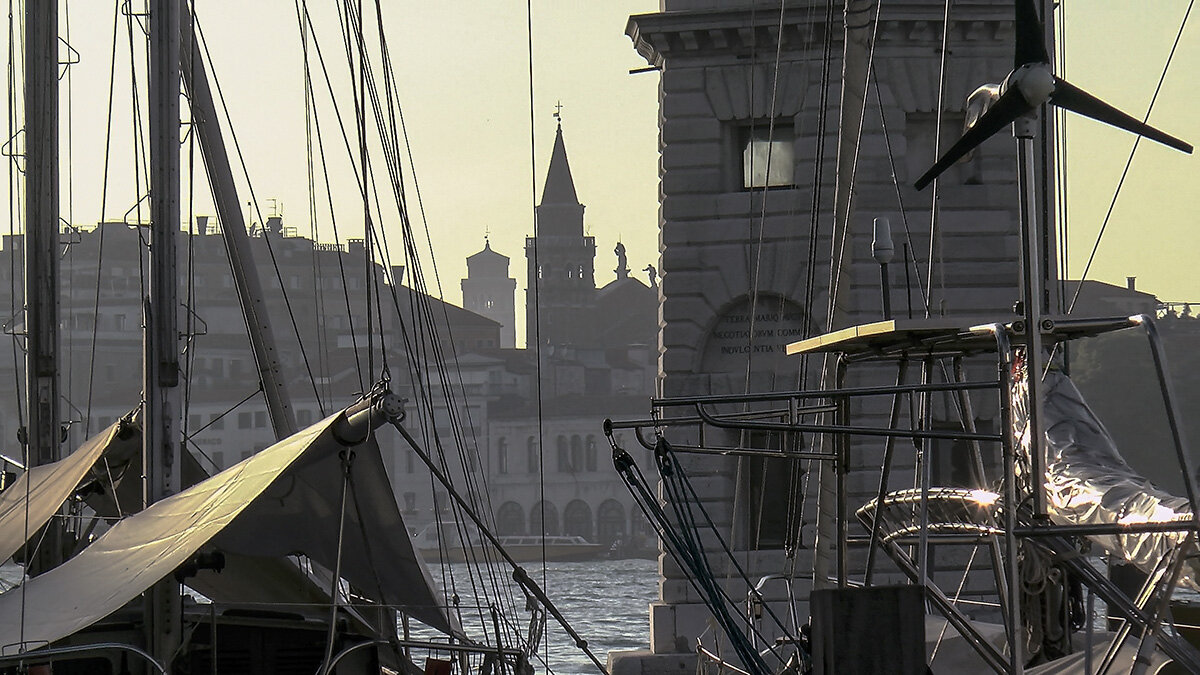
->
[11,1,1200,345]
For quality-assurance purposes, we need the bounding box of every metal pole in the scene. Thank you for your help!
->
[917,357,933,591]
[879,263,892,320]
[23,0,62,576]
[864,360,909,585]
[146,0,183,666]
[952,357,989,489]
[1014,125,1049,521]
[873,217,894,320]
[835,358,849,588]
[991,325,1024,675]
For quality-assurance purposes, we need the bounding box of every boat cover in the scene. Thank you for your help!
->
[204,425,451,633]
[0,412,450,649]
[1013,359,1200,589]
[0,420,135,564]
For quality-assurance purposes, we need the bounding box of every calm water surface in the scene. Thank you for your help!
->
[0,559,657,674]
[432,559,658,675]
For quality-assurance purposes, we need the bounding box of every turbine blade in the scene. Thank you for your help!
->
[914,88,1033,191]
[1050,77,1193,154]
[1015,0,1050,68]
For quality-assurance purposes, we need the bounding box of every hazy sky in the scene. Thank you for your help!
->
[15,2,1200,345]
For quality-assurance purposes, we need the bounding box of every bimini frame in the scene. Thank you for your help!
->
[606,312,1200,674]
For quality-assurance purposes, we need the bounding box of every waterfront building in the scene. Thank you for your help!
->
[619,1,1030,668]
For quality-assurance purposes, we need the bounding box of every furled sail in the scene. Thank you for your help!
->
[0,411,450,649]
[0,418,138,565]
[1013,358,1199,588]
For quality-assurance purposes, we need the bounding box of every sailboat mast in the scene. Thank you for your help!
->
[145,0,183,664]
[23,0,62,575]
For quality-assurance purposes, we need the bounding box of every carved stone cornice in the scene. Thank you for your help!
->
[627,1,1015,69]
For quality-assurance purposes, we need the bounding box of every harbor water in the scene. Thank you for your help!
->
[531,558,658,673]
[430,558,659,674]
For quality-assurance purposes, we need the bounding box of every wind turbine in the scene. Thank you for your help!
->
[911,6,1192,672]
[914,0,1192,522]
[915,0,1191,191]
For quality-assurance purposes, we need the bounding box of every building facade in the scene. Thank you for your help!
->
[622,1,1033,668]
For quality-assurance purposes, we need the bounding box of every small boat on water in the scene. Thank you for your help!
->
[414,523,606,564]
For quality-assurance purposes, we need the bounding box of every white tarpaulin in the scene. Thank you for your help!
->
[0,421,129,564]
[0,416,332,648]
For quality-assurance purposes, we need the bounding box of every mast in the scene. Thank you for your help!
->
[178,1,296,438]
[23,0,62,576]
[145,0,182,664]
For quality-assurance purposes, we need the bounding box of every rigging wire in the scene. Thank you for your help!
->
[740,0,789,557]
[346,0,515,633]
[181,0,199,455]
[62,2,73,422]
[872,67,931,315]
[8,0,27,647]
[1065,0,1194,314]
[5,0,23,451]
[300,0,524,646]
[192,15,327,410]
[298,0,332,410]
[293,2,364,405]
[523,0,552,650]
[83,2,123,438]
[923,0,954,317]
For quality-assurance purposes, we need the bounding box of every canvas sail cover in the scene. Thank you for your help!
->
[0,420,136,564]
[1012,359,1200,589]
[204,428,452,634]
[0,412,449,649]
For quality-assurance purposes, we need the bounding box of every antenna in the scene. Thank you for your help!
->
[872,217,894,319]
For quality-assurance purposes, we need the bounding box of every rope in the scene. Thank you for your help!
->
[608,432,789,673]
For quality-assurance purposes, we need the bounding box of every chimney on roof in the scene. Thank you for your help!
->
[1127,276,1136,291]
[195,215,209,235]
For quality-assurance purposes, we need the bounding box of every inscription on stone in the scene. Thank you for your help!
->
[700,297,808,372]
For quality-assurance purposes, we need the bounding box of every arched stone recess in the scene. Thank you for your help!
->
[531,501,559,536]
[495,501,525,536]
[563,500,593,541]
[697,293,811,390]
[596,499,626,546]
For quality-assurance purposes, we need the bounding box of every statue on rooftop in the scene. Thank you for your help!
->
[614,242,629,280]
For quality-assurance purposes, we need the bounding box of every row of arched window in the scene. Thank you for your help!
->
[494,434,602,475]
[495,499,634,545]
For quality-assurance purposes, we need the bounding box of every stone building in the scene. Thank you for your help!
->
[387,120,661,550]
[620,1,1034,669]
[462,239,518,348]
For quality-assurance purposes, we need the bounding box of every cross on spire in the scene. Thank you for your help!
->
[553,100,564,124]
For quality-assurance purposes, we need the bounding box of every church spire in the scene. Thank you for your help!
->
[539,121,580,207]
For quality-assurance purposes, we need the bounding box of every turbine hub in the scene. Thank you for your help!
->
[1008,63,1055,107]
